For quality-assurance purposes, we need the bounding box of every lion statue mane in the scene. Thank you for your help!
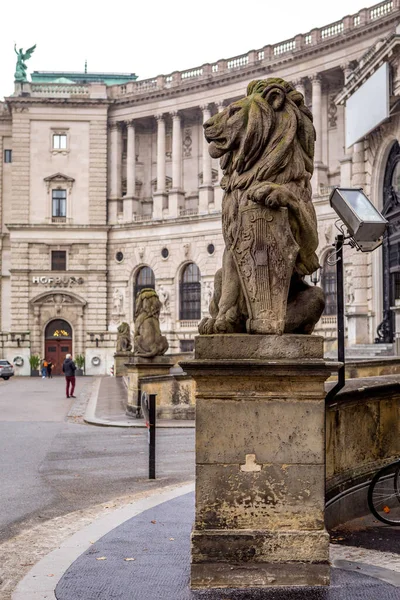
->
[134,289,169,358]
[199,77,324,335]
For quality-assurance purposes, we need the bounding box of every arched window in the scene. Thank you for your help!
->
[180,263,201,320]
[134,267,155,310]
[321,255,337,315]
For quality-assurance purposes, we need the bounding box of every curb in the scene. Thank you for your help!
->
[12,482,195,600]
[83,377,195,428]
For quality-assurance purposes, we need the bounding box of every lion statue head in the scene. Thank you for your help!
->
[204,78,319,276]
[204,78,314,190]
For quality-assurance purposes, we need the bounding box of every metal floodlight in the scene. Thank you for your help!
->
[329,187,388,252]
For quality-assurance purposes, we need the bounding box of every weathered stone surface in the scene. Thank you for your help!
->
[191,529,330,563]
[185,334,334,589]
[125,358,172,412]
[116,321,132,352]
[134,288,169,358]
[195,334,324,360]
[114,351,133,377]
[195,398,325,465]
[198,79,324,336]
[195,464,325,530]
[191,561,330,589]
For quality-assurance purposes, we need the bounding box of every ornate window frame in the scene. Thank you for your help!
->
[44,173,75,224]
[50,128,70,155]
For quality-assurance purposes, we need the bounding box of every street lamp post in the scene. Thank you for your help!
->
[325,188,388,402]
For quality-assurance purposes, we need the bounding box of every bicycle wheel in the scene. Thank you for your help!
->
[368,460,400,526]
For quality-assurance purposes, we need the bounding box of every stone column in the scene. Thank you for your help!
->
[311,76,322,164]
[169,111,185,218]
[346,139,370,344]
[199,104,214,213]
[181,334,333,589]
[294,78,306,102]
[109,122,122,224]
[124,120,137,221]
[153,114,167,219]
[310,75,327,194]
[213,101,225,212]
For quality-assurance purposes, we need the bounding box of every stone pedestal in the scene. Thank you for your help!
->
[181,334,335,590]
[126,356,172,415]
[114,351,133,376]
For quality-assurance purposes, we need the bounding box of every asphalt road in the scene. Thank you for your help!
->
[0,377,195,542]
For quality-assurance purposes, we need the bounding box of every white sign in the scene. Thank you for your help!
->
[32,276,84,287]
[346,62,390,148]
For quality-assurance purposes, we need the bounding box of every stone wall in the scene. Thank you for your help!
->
[140,374,195,419]
[326,374,400,527]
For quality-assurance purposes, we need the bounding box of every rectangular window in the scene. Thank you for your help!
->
[51,250,67,271]
[53,134,67,150]
[52,189,67,220]
[180,340,194,352]
[4,149,12,163]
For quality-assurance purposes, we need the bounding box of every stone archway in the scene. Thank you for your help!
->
[30,291,87,360]
[377,141,400,342]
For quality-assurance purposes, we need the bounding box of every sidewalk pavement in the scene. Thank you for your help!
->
[84,376,195,428]
[11,377,400,599]
[13,484,400,600]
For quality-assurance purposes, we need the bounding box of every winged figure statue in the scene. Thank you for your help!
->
[14,44,36,83]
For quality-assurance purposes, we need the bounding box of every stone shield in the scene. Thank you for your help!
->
[231,205,299,334]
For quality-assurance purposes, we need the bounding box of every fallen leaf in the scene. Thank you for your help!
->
[169,538,175,541]
[89,541,95,544]
[96,557,107,561]
[383,506,391,514]
[47,574,54,577]
[151,520,157,524]
[124,558,135,561]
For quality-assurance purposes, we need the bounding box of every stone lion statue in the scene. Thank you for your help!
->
[116,321,132,352]
[134,289,169,358]
[199,78,324,335]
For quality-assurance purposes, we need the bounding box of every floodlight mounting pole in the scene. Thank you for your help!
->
[326,234,345,402]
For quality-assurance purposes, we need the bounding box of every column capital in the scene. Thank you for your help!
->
[200,103,211,112]
[292,77,306,87]
[215,101,225,112]
[125,119,136,128]
[170,110,181,120]
[109,121,123,131]
[310,74,322,85]
[155,113,165,122]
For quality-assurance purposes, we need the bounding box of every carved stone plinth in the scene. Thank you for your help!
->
[181,335,335,590]
[125,356,171,415]
[114,351,133,377]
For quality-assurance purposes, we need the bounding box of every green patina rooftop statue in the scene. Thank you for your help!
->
[14,44,36,83]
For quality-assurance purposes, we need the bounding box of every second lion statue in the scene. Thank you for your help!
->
[199,78,325,336]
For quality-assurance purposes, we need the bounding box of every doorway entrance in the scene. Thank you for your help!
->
[377,142,400,342]
[44,319,73,375]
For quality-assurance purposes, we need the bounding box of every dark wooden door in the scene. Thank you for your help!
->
[45,340,72,375]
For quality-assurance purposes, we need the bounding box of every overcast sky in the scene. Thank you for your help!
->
[1,0,375,101]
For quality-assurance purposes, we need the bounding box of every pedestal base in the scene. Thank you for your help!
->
[114,351,133,376]
[181,334,335,590]
[125,356,172,415]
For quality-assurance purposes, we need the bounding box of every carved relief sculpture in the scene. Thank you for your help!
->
[112,288,124,314]
[116,322,132,352]
[199,78,325,336]
[134,289,169,358]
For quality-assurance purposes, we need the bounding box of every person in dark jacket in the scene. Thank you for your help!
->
[62,354,77,398]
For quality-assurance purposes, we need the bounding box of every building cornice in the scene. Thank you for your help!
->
[336,32,400,104]
[108,3,400,107]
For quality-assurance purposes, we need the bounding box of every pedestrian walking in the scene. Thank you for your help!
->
[41,358,47,379]
[62,354,77,398]
[46,360,53,379]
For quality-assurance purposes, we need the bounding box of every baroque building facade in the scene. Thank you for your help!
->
[0,0,400,374]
